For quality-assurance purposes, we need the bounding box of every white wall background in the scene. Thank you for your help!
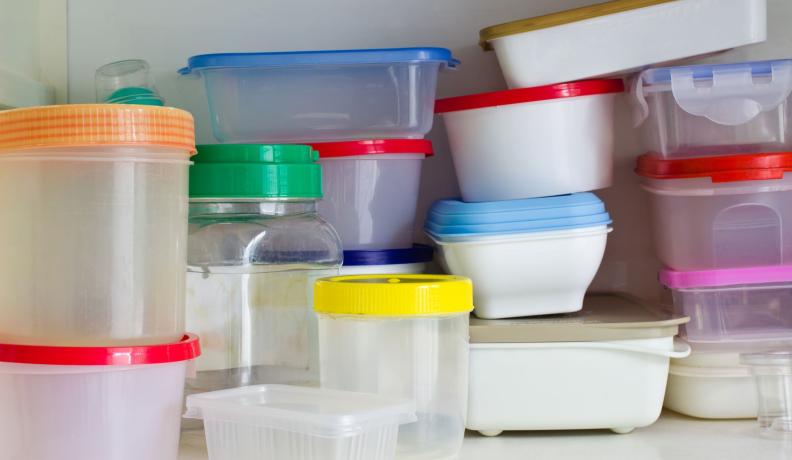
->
[67,0,792,302]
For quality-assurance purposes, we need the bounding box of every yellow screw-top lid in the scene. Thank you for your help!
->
[314,275,473,316]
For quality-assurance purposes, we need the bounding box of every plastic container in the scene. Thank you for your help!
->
[314,275,473,460]
[741,351,792,436]
[660,266,792,348]
[179,48,458,143]
[185,385,416,460]
[633,60,792,157]
[313,139,433,250]
[0,334,200,460]
[0,104,195,346]
[435,80,622,202]
[425,193,612,318]
[186,144,342,397]
[95,59,165,106]
[637,152,792,270]
[478,0,767,88]
[339,245,433,276]
[467,293,690,435]
[665,346,758,419]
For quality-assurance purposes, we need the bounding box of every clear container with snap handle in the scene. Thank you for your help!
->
[0,104,195,346]
[185,144,342,403]
[314,275,473,460]
[741,351,792,437]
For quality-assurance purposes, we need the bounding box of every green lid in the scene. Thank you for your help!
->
[190,144,323,199]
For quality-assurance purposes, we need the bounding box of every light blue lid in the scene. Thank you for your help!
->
[642,59,792,85]
[179,47,459,75]
[425,193,611,239]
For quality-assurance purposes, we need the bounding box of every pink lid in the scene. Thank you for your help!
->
[0,334,201,366]
[660,265,792,289]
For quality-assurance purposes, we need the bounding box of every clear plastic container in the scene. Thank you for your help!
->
[633,60,792,157]
[179,48,458,143]
[0,105,195,346]
[0,334,200,460]
[637,153,792,270]
[313,140,432,250]
[185,385,416,460]
[741,351,792,436]
[186,145,342,400]
[314,275,473,459]
[95,59,165,105]
[661,266,792,347]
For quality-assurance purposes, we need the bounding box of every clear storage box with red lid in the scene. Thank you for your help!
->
[637,151,792,270]
[435,79,623,202]
[0,104,195,346]
[0,335,200,460]
[312,139,433,250]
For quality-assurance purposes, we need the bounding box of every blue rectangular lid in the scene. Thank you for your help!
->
[641,59,792,85]
[179,47,459,75]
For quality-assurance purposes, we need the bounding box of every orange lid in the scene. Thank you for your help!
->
[0,104,196,154]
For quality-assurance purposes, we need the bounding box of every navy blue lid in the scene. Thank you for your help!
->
[425,193,611,239]
[344,244,434,266]
[642,59,792,85]
[179,47,459,75]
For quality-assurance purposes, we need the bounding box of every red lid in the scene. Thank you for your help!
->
[310,139,434,158]
[0,334,201,366]
[435,79,624,114]
[636,152,792,183]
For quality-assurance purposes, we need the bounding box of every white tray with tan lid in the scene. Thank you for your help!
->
[478,0,767,88]
[467,293,690,436]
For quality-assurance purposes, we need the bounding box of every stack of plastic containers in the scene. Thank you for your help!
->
[633,59,792,431]
[0,104,200,460]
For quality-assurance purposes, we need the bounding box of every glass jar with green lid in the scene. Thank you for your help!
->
[185,144,342,404]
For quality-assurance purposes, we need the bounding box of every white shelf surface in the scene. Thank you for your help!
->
[179,410,791,459]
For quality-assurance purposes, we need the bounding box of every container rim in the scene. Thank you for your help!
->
[660,265,792,289]
[636,152,792,183]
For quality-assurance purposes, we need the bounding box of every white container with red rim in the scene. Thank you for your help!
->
[660,266,792,349]
[435,80,623,202]
[312,139,433,250]
[637,152,792,270]
[0,334,200,460]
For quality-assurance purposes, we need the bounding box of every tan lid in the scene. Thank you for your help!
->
[479,0,676,49]
[470,292,688,343]
[0,104,196,154]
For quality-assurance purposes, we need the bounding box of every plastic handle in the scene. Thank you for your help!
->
[670,62,792,126]
[630,74,650,128]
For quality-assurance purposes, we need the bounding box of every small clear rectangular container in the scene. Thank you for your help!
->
[633,60,792,157]
[741,351,792,437]
[185,385,416,460]
[661,267,792,347]
[179,48,458,143]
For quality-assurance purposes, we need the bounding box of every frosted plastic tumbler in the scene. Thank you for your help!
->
[741,351,792,437]
[315,275,473,459]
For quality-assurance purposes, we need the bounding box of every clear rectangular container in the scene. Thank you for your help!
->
[661,267,792,346]
[741,351,792,437]
[185,385,416,460]
[634,60,792,157]
[179,48,457,143]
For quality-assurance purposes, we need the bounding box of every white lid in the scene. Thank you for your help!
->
[185,385,417,438]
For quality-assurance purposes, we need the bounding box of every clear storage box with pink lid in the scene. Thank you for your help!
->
[661,265,792,349]
[0,104,195,346]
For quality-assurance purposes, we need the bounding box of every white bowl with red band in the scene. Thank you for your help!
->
[312,139,433,250]
[0,334,200,460]
[435,80,623,202]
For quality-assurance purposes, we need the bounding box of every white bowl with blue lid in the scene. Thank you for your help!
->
[632,59,792,158]
[179,47,459,143]
[425,193,613,319]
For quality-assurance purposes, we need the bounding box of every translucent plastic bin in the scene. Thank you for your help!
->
[741,351,792,436]
[339,245,433,276]
[661,266,792,347]
[179,48,458,143]
[186,144,342,398]
[0,105,195,346]
[313,140,432,250]
[637,152,792,270]
[633,60,792,157]
[185,385,416,460]
[0,335,200,460]
[315,275,472,459]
